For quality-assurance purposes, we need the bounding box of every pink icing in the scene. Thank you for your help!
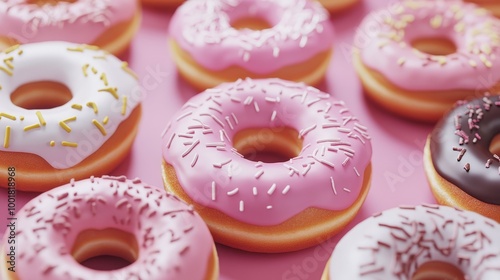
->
[1,176,215,280]
[327,205,500,279]
[355,0,500,91]
[161,78,372,226]
[0,0,136,44]
[168,0,334,74]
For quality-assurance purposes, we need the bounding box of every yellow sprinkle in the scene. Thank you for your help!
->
[103,116,109,125]
[450,4,461,13]
[59,121,72,133]
[82,64,89,77]
[100,73,108,86]
[454,10,464,20]
[401,14,415,23]
[59,116,77,133]
[377,41,388,49]
[91,67,98,74]
[67,46,84,52]
[430,15,442,29]
[36,111,46,126]
[0,112,16,120]
[469,60,477,68]
[405,1,422,9]
[17,50,23,55]
[61,141,78,147]
[4,57,14,69]
[397,57,406,66]
[71,104,83,110]
[121,96,127,115]
[92,119,107,136]
[3,126,10,148]
[394,21,407,30]
[0,85,2,90]
[121,62,138,80]
[24,123,40,131]
[433,56,447,66]
[98,87,119,99]
[454,22,465,33]
[19,116,24,121]
[480,44,492,55]
[86,102,99,114]
[50,141,55,147]
[0,66,13,76]
[4,44,20,54]
[383,16,394,26]
[83,44,99,50]
[93,55,107,60]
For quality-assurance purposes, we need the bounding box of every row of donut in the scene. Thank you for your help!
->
[0,40,499,280]
[3,176,500,279]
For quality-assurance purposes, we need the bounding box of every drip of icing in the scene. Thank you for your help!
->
[161,78,372,226]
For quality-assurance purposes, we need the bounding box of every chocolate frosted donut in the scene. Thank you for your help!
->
[424,95,500,221]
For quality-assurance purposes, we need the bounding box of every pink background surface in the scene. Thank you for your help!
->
[1,1,438,279]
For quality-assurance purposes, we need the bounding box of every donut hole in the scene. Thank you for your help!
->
[71,228,138,271]
[232,127,302,163]
[10,81,73,110]
[411,261,465,280]
[490,134,500,155]
[411,37,457,56]
[231,17,273,30]
[26,0,76,5]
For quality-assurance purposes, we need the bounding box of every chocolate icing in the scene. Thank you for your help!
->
[430,95,500,204]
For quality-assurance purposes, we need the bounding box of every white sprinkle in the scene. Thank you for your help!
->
[230,97,241,103]
[176,111,193,121]
[211,98,222,106]
[253,187,258,196]
[220,129,231,143]
[209,107,223,114]
[267,205,273,210]
[273,46,280,57]
[253,101,260,112]
[302,164,312,176]
[201,113,225,128]
[255,161,263,168]
[306,98,321,107]
[188,125,205,130]
[231,113,239,125]
[166,133,176,149]
[267,183,277,195]
[322,123,341,128]
[231,148,244,158]
[343,188,351,193]
[227,188,239,196]
[354,123,368,131]
[342,157,350,166]
[271,110,277,121]
[354,167,361,177]
[203,129,213,134]
[300,143,312,154]
[211,181,216,201]
[225,116,234,130]
[299,124,317,138]
[243,52,250,62]
[213,159,232,168]
[182,139,200,157]
[330,177,337,195]
[300,91,308,104]
[227,163,233,178]
[339,147,355,155]
[317,138,341,144]
[324,102,332,114]
[282,185,291,195]
[181,102,198,110]
[244,96,253,105]
[178,134,194,139]
[239,200,244,212]
[342,116,355,126]
[190,153,199,167]
[206,142,225,148]
[339,108,350,114]
[254,169,264,179]
[299,36,308,48]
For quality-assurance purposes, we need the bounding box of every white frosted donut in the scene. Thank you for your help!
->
[0,176,219,280]
[0,42,141,191]
[322,205,500,280]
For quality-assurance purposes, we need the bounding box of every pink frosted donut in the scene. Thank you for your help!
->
[161,78,372,252]
[353,0,500,121]
[0,0,141,55]
[168,0,335,90]
[0,176,219,280]
[322,205,500,280]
